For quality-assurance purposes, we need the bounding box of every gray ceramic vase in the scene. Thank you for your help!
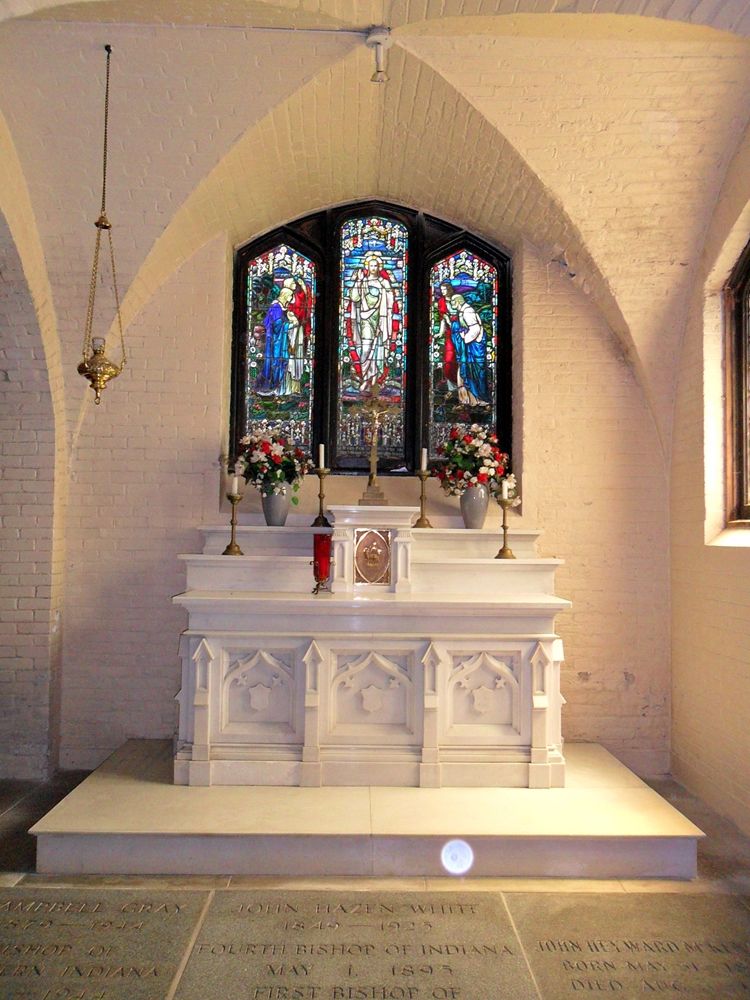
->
[261,489,290,526]
[460,483,490,529]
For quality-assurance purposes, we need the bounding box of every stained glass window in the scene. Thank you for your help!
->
[428,251,498,456]
[337,217,408,463]
[244,244,316,446]
[230,204,511,472]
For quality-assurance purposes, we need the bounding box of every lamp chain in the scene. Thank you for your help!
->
[106,216,125,366]
[100,43,110,217]
[81,44,125,369]
[82,224,103,360]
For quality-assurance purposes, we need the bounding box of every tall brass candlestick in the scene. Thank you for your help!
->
[414,470,433,528]
[222,493,244,555]
[311,467,331,527]
[495,498,516,559]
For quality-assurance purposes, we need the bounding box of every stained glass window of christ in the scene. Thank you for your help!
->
[230,204,511,472]
[337,217,408,465]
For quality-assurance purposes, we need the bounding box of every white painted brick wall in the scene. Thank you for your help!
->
[520,244,670,775]
[58,237,226,769]
[671,142,750,836]
[0,214,55,780]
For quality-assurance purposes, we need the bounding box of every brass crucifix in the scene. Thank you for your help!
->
[356,386,390,506]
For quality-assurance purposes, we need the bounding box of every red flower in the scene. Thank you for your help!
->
[449,428,458,440]
[272,454,282,464]
[463,434,473,444]
[477,471,488,483]
[261,441,271,454]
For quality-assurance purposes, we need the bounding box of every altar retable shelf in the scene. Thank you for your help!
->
[173,508,570,789]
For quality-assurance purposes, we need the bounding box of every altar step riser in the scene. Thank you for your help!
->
[181,557,561,595]
[35,833,697,879]
[200,525,541,560]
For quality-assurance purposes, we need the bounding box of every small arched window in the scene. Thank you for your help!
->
[727,238,750,521]
[230,202,512,472]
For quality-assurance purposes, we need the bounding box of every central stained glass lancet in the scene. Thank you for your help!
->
[337,217,408,463]
[244,243,316,446]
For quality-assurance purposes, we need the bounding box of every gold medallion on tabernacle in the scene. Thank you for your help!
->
[354,529,391,585]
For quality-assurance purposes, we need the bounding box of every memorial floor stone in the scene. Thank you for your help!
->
[506,891,750,998]
[0,887,208,999]
[173,890,538,1000]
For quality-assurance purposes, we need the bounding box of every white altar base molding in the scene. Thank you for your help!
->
[31,740,703,879]
[172,512,569,790]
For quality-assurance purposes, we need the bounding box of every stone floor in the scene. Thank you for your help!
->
[1,772,749,998]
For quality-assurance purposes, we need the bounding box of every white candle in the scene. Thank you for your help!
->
[420,447,427,472]
[501,480,509,500]
[318,444,325,469]
[231,475,240,495]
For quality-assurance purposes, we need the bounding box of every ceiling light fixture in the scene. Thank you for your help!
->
[366,27,393,84]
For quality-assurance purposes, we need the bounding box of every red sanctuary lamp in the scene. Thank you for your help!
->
[311,444,332,594]
[313,532,332,594]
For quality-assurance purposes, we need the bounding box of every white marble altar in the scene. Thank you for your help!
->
[173,509,570,789]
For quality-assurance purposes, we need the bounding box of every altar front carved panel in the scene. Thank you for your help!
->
[443,646,526,746]
[325,646,421,746]
[222,647,303,742]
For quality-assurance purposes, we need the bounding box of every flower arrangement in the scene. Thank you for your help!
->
[434,423,518,500]
[237,431,312,502]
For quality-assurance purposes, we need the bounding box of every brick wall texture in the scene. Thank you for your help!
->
[0,3,748,830]
[0,215,56,780]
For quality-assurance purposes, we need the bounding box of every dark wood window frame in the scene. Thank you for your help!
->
[726,237,750,522]
[229,201,513,474]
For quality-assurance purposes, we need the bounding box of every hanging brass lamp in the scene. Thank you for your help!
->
[78,44,126,404]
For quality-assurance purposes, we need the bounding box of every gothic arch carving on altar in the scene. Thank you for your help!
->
[327,648,419,744]
[223,647,301,738]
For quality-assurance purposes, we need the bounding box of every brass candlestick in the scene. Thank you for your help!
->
[222,493,244,555]
[311,467,331,527]
[495,498,516,559]
[414,469,433,528]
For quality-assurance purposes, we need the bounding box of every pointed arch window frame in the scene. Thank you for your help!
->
[230,201,513,473]
[726,237,750,522]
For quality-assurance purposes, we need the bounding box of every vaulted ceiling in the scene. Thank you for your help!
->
[2,0,750,454]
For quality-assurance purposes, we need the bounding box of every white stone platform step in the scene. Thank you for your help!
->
[31,741,702,879]
[200,524,543,560]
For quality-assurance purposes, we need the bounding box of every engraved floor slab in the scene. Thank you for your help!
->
[173,891,538,1000]
[506,892,750,998]
[0,888,207,999]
